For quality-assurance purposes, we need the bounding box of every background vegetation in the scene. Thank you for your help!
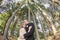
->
[0,0,60,40]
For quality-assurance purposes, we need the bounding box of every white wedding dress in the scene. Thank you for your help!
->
[18,28,26,40]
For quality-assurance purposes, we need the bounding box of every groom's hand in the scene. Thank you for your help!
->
[28,26,32,32]
[24,23,35,38]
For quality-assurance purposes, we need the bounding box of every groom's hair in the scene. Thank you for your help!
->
[24,18,29,21]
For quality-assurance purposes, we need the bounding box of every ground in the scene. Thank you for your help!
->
[0,31,60,40]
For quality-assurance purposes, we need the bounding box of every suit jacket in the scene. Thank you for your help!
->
[24,23,35,40]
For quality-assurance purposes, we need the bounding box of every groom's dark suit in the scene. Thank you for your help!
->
[24,23,35,40]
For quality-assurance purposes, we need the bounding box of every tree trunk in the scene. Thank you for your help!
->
[3,13,12,35]
[36,5,57,36]
[50,0,60,5]
[41,11,57,36]
[3,10,18,40]
[28,6,30,22]
[37,15,47,40]
[32,12,40,40]
[11,17,18,36]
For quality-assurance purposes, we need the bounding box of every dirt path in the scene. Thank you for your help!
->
[0,35,3,40]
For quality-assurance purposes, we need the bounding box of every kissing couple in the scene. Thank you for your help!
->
[18,19,35,40]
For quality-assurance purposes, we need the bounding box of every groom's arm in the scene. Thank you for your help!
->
[24,23,34,38]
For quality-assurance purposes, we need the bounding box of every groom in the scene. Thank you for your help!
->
[23,19,35,40]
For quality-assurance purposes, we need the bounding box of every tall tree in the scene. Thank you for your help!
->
[32,12,40,40]
[27,0,30,21]
[37,13,47,40]
[11,16,18,36]
[3,9,18,40]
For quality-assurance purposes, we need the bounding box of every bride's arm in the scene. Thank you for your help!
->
[19,28,25,39]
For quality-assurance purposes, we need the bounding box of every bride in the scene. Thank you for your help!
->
[18,22,31,40]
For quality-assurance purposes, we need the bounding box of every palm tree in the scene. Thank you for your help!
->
[42,10,57,36]
[37,13,47,40]
[27,0,31,21]
[27,1,40,40]
[50,0,60,5]
[3,9,19,40]
[34,2,57,35]
[11,16,18,36]
[3,1,25,40]
[32,12,40,40]
[2,0,59,40]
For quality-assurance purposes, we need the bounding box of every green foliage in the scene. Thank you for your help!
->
[57,10,60,13]
[0,0,2,4]
[0,0,60,40]
[39,32,44,39]
[0,12,11,34]
[57,26,60,31]
[29,3,37,12]
[20,6,28,13]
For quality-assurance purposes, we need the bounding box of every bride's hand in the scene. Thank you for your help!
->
[20,35,24,39]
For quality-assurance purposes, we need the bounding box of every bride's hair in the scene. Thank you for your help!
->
[24,18,29,22]
[21,22,25,28]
